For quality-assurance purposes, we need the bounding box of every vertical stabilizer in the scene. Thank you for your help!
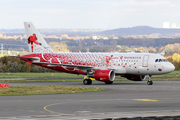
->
[24,22,54,53]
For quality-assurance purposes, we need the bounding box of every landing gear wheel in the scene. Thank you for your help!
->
[83,79,92,85]
[147,75,153,85]
[147,81,153,85]
[105,81,113,84]
[88,79,92,85]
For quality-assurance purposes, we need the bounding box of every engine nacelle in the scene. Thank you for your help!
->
[94,70,115,82]
[123,74,146,81]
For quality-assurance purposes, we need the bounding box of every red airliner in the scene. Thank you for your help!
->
[20,22,175,85]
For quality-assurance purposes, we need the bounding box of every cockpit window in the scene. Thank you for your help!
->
[155,59,168,62]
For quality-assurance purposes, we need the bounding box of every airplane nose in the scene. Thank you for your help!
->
[165,62,175,72]
[171,63,175,71]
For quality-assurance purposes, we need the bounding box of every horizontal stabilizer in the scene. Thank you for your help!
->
[9,56,40,61]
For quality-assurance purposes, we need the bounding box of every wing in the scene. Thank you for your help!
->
[10,56,114,70]
[32,62,114,70]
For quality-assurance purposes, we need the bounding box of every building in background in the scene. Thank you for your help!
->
[172,23,180,29]
[163,22,170,28]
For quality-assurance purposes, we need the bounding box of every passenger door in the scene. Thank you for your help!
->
[142,55,149,67]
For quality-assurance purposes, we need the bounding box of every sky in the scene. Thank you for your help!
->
[1,0,180,29]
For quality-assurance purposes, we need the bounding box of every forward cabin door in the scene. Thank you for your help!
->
[142,55,149,67]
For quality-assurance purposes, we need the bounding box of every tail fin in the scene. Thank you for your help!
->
[24,22,54,53]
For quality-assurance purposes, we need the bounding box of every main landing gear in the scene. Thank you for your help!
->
[147,75,153,85]
[83,79,92,85]
[83,70,92,85]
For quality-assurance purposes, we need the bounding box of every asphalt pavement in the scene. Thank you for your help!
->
[0,80,180,119]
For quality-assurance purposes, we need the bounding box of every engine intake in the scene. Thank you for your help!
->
[94,70,115,82]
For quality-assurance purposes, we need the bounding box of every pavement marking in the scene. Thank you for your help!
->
[44,102,68,115]
[44,98,137,114]
[44,97,180,114]
[133,99,158,102]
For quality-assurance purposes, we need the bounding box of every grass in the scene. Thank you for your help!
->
[0,79,83,83]
[0,71,180,79]
[0,73,84,79]
[0,77,179,83]
[0,71,180,83]
[153,71,180,77]
[0,71,179,96]
[0,85,105,96]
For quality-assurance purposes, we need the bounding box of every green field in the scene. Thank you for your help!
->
[0,71,179,96]
[0,71,180,79]
[0,85,105,96]
[0,71,179,83]
[0,72,84,79]
[153,71,180,77]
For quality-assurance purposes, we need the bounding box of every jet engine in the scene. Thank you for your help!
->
[94,70,115,82]
[123,74,146,81]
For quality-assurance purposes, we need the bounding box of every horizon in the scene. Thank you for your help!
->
[0,25,179,31]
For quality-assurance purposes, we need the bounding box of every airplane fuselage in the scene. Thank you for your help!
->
[22,52,175,76]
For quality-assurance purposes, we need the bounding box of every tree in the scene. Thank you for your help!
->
[172,53,180,63]
[49,42,69,52]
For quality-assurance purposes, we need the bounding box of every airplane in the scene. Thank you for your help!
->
[19,22,175,85]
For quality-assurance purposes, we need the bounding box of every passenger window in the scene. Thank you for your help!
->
[155,59,158,62]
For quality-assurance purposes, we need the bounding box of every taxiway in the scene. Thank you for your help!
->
[0,80,180,118]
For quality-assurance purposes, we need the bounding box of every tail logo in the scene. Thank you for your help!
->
[28,33,42,52]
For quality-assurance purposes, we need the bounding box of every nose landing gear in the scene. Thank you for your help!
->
[147,75,153,85]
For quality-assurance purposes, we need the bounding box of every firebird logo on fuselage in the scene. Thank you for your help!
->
[120,56,123,59]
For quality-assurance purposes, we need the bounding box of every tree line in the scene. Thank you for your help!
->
[0,56,55,73]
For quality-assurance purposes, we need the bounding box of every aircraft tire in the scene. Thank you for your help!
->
[105,81,113,84]
[147,81,153,85]
[88,79,92,85]
[83,79,92,85]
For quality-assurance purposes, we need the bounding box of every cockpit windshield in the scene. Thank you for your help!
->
[155,59,168,62]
